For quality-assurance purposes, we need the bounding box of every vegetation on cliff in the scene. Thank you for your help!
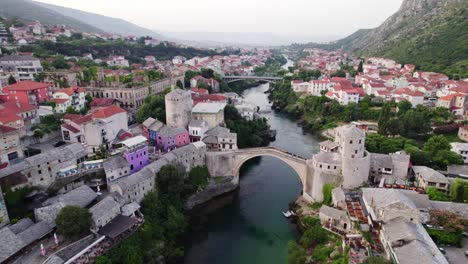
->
[105,165,210,264]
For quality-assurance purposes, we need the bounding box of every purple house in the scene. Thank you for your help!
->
[120,135,149,174]
[156,126,189,153]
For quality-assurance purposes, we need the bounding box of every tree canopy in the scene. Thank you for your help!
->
[56,206,92,238]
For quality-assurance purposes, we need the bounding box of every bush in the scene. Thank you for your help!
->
[287,241,306,264]
[322,183,334,205]
[426,228,462,247]
[312,244,334,262]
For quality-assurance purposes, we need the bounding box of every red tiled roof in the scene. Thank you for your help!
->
[0,111,21,124]
[62,123,80,133]
[190,88,209,94]
[91,105,126,119]
[3,81,50,91]
[90,98,118,107]
[0,124,17,134]
[51,98,68,104]
[72,115,93,125]
[63,114,82,121]
[439,93,464,101]
[0,102,38,113]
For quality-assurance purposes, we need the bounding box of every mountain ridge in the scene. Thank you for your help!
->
[0,0,163,38]
[299,0,468,77]
[32,0,163,38]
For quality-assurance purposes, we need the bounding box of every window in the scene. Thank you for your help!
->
[349,140,353,144]
[38,170,42,174]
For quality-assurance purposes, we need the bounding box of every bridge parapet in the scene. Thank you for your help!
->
[234,147,308,163]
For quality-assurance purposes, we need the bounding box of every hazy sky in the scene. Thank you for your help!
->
[35,0,403,40]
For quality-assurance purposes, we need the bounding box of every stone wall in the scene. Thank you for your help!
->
[185,175,239,210]
[205,151,234,177]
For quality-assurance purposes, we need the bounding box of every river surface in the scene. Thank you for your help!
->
[184,83,320,264]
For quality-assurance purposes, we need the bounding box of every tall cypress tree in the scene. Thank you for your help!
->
[378,103,392,135]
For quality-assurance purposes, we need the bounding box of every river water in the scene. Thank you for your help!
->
[184,84,320,264]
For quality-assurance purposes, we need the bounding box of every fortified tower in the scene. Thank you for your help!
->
[335,125,370,188]
[165,88,192,129]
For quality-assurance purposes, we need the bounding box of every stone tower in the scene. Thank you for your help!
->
[165,88,192,129]
[335,125,370,188]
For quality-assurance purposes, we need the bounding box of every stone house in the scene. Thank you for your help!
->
[0,143,87,189]
[191,102,226,129]
[0,125,24,167]
[89,196,121,232]
[319,205,352,233]
[458,125,468,142]
[202,126,237,152]
[412,166,449,193]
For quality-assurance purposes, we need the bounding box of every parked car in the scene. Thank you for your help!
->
[53,141,66,148]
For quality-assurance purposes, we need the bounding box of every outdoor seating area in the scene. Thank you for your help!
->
[346,199,366,222]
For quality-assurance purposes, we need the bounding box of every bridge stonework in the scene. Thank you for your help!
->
[221,75,283,84]
[230,147,314,201]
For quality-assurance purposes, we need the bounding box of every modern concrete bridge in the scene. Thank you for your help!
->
[221,75,283,84]
[232,147,310,193]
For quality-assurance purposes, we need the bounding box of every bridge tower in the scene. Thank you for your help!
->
[165,88,192,129]
[335,125,370,188]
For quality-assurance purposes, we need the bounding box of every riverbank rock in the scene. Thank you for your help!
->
[185,175,239,210]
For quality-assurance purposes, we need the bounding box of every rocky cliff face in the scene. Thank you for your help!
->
[351,0,464,51]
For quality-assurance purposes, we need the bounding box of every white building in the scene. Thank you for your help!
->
[0,55,43,81]
[51,87,86,113]
[450,142,468,163]
[61,105,129,153]
[234,102,257,120]
[107,56,129,68]
[188,119,209,142]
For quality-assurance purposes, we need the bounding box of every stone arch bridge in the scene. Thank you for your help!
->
[221,75,283,84]
[232,147,310,196]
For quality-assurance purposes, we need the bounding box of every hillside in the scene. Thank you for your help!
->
[300,0,468,78]
[33,1,163,38]
[0,0,104,33]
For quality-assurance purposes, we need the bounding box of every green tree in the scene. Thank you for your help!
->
[378,103,392,135]
[187,166,210,192]
[65,106,79,114]
[424,135,451,156]
[95,256,112,264]
[322,183,334,205]
[56,206,92,238]
[450,179,468,203]
[52,55,70,69]
[8,75,16,85]
[300,224,329,247]
[176,80,183,89]
[287,241,306,264]
[426,187,449,201]
[397,100,412,115]
[136,94,166,123]
[3,186,34,220]
[357,60,363,73]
